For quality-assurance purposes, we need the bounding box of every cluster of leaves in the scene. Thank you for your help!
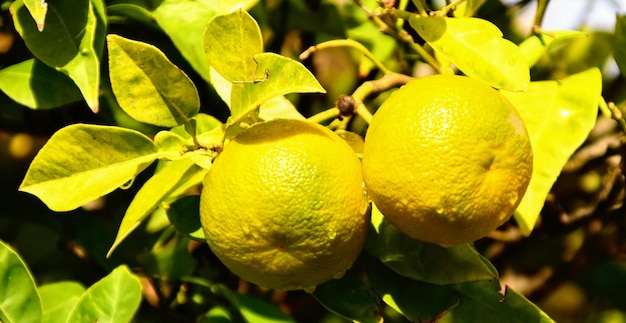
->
[1,0,625,322]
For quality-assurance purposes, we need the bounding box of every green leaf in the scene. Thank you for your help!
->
[204,9,263,83]
[0,59,83,109]
[153,0,217,82]
[39,281,86,323]
[409,16,529,91]
[139,234,197,279]
[19,124,158,212]
[23,0,47,31]
[443,280,554,322]
[312,269,382,323]
[165,195,204,240]
[12,0,103,112]
[107,34,200,127]
[66,265,142,323]
[229,52,326,119]
[106,3,156,27]
[107,158,203,257]
[235,293,295,323]
[201,306,235,323]
[365,204,497,284]
[615,14,626,76]
[364,253,459,322]
[501,68,602,235]
[211,284,295,323]
[518,30,587,68]
[0,240,42,323]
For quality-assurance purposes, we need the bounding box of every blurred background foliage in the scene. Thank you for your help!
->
[1,0,626,322]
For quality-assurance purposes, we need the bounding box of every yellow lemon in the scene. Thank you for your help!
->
[362,74,532,246]
[200,119,369,291]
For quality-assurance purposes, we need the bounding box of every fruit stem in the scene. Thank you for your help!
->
[608,101,626,134]
[380,8,442,72]
[436,0,465,17]
[351,72,415,124]
[307,107,340,125]
[532,0,551,34]
[300,39,393,75]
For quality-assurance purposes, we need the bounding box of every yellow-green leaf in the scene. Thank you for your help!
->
[66,266,142,323]
[0,59,82,109]
[153,0,217,82]
[502,68,602,235]
[12,0,103,112]
[518,30,587,68]
[0,240,42,323]
[19,124,158,212]
[107,158,203,257]
[23,0,47,31]
[409,16,529,91]
[203,9,263,83]
[228,52,326,119]
[107,34,200,127]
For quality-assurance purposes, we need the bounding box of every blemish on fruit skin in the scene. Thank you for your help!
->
[327,228,337,240]
[277,244,286,251]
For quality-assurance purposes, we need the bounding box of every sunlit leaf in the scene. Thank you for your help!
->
[313,269,383,323]
[0,240,42,323]
[23,0,47,31]
[66,266,142,323]
[19,124,158,212]
[39,281,86,323]
[153,0,217,82]
[502,68,602,235]
[209,66,233,106]
[518,30,587,68]
[0,59,82,109]
[204,9,263,83]
[366,204,497,284]
[364,253,459,322]
[453,0,486,17]
[615,14,626,77]
[12,0,103,112]
[205,0,259,13]
[107,34,200,127]
[258,96,305,121]
[107,158,203,257]
[409,16,529,91]
[229,52,325,119]
[154,130,191,160]
[443,280,554,322]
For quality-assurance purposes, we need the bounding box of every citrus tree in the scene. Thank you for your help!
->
[1,0,624,322]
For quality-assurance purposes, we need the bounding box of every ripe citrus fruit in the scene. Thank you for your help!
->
[200,119,370,291]
[362,74,533,246]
